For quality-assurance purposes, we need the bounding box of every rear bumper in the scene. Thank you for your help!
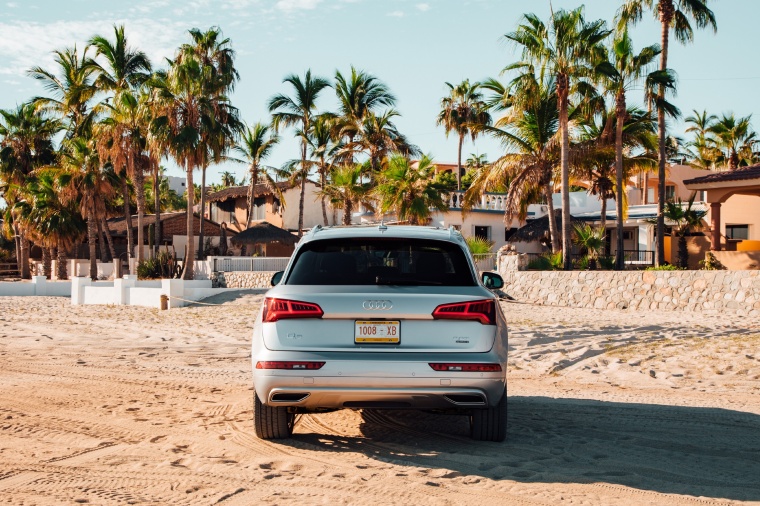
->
[252,351,507,410]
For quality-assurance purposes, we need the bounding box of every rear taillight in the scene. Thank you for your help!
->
[263,297,324,322]
[429,363,502,372]
[256,361,325,370]
[431,299,496,325]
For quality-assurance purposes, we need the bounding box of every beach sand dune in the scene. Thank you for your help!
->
[0,294,758,505]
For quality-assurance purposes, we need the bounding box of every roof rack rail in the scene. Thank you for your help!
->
[449,225,462,242]
[308,224,323,237]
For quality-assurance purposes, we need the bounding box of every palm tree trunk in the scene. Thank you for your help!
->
[42,248,51,279]
[544,184,560,253]
[121,177,134,267]
[457,133,464,190]
[656,1,674,267]
[558,75,572,270]
[102,218,117,265]
[320,160,329,226]
[643,171,649,205]
[133,168,146,265]
[97,218,108,262]
[182,161,195,280]
[56,247,67,281]
[615,91,626,270]
[246,165,257,227]
[87,216,97,280]
[343,199,353,226]
[600,198,608,235]
[297,142,307,237]
[13,224,21,275]
[153,164,162,252]
[198,166,207,260]
[20,235,31,279]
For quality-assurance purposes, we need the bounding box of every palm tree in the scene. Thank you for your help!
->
[467,77,562,252]
[0,103,61,278]
[592,30,666,268]
[306,115,342,225]
[506,7,611,270]
[436,79,491,190]
[334,66,396,149]
[96,91,151,264]
[661,193,707,268]
[27,46,98,139]
[617,0,717,267]
[219,171,236,187]
[684,109,719,169]
[320,164,374,226]
[151,52,237,278]
[14,170,86,280]
[89,25,152,265]
[177,27,240,260]
[268,70,331,237]
[709,113,757,170]
[573,223,606,270]
[231,122,283,226]
[352,109,420,175]
[55,137,118,280]
[375,154,449,225]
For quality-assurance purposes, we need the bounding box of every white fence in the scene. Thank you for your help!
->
[473,253,498,272]
[211,256,290,272]
[0,276,72,297]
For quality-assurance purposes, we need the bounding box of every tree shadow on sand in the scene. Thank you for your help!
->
[290,397,760,502]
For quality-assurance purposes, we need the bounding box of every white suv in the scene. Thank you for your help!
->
[251,225,508,441]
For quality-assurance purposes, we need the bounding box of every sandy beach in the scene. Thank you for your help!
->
[0,292,759,505]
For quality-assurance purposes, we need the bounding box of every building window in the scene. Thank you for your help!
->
[726,225,749,240]
[505,227,518,241]
[665,185,676,201]
[474,225,491,241]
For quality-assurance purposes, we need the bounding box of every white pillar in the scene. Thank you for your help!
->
[71,276,92,305]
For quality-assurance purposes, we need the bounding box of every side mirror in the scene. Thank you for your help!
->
[481,271,504,290]
[271,271,284,286]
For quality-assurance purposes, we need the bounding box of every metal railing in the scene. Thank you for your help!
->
[0,262,19,275]
[472,253,498,272]
[622,249,654,268]
[213,256,290,272]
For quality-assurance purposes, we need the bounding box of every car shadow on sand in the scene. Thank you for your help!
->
[290,396,760,502]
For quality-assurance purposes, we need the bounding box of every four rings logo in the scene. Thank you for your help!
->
[362,300,393,310]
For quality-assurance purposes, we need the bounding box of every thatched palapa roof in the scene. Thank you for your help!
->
[230,221,299,246]
[508,209,583,243]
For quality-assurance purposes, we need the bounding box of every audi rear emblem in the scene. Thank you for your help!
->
[363,300,393,310]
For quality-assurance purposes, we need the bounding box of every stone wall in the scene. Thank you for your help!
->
[499,270,760,316]
[212,271,276,289]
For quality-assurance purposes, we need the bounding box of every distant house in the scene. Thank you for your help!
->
[205,180,344,234]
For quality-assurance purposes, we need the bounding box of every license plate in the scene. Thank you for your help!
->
[355,321,400,343]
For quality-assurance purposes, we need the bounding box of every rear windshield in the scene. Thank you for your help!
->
[285,238,476,286]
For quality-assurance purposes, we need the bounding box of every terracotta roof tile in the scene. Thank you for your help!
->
[684,164,760,185]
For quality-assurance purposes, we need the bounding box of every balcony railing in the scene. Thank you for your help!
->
[449,191,507,211]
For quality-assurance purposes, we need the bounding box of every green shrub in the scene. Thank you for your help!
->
[645,264,684,271]
[465,236,493,255]
[598,255,615,270]
[528,251,563,270]
[136,250,181,279]
[700,252,725,270]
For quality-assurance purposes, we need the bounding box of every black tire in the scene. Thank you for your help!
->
[470,388,507,442]
[253,389,295,439]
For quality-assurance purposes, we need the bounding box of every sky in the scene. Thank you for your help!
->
[0,0,756,186]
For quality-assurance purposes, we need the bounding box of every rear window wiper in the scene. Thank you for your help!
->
[375,276,442,286]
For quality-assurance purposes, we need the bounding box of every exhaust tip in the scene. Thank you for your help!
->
[270,393,309,403]
[444,394,486,405]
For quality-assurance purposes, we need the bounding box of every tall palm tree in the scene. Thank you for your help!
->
[0,103,61,278]
[320,164,374,226]
[96,91,151,264]
[595,29,665,268]
[230,122,282,226]
[307,115,342,225]
[468,77,561,252]
[506,7,611,269]
[437,79,491,190]
[617,0,717,266]
[375,154,449,225]
[709,113,757,170]
[151,55,237,278]
[14,170,86,281]
[55,137,118,280]
[177,27,240,260]
[268,70,331,237]
[89,25,152,265]
[352,109,420,176]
